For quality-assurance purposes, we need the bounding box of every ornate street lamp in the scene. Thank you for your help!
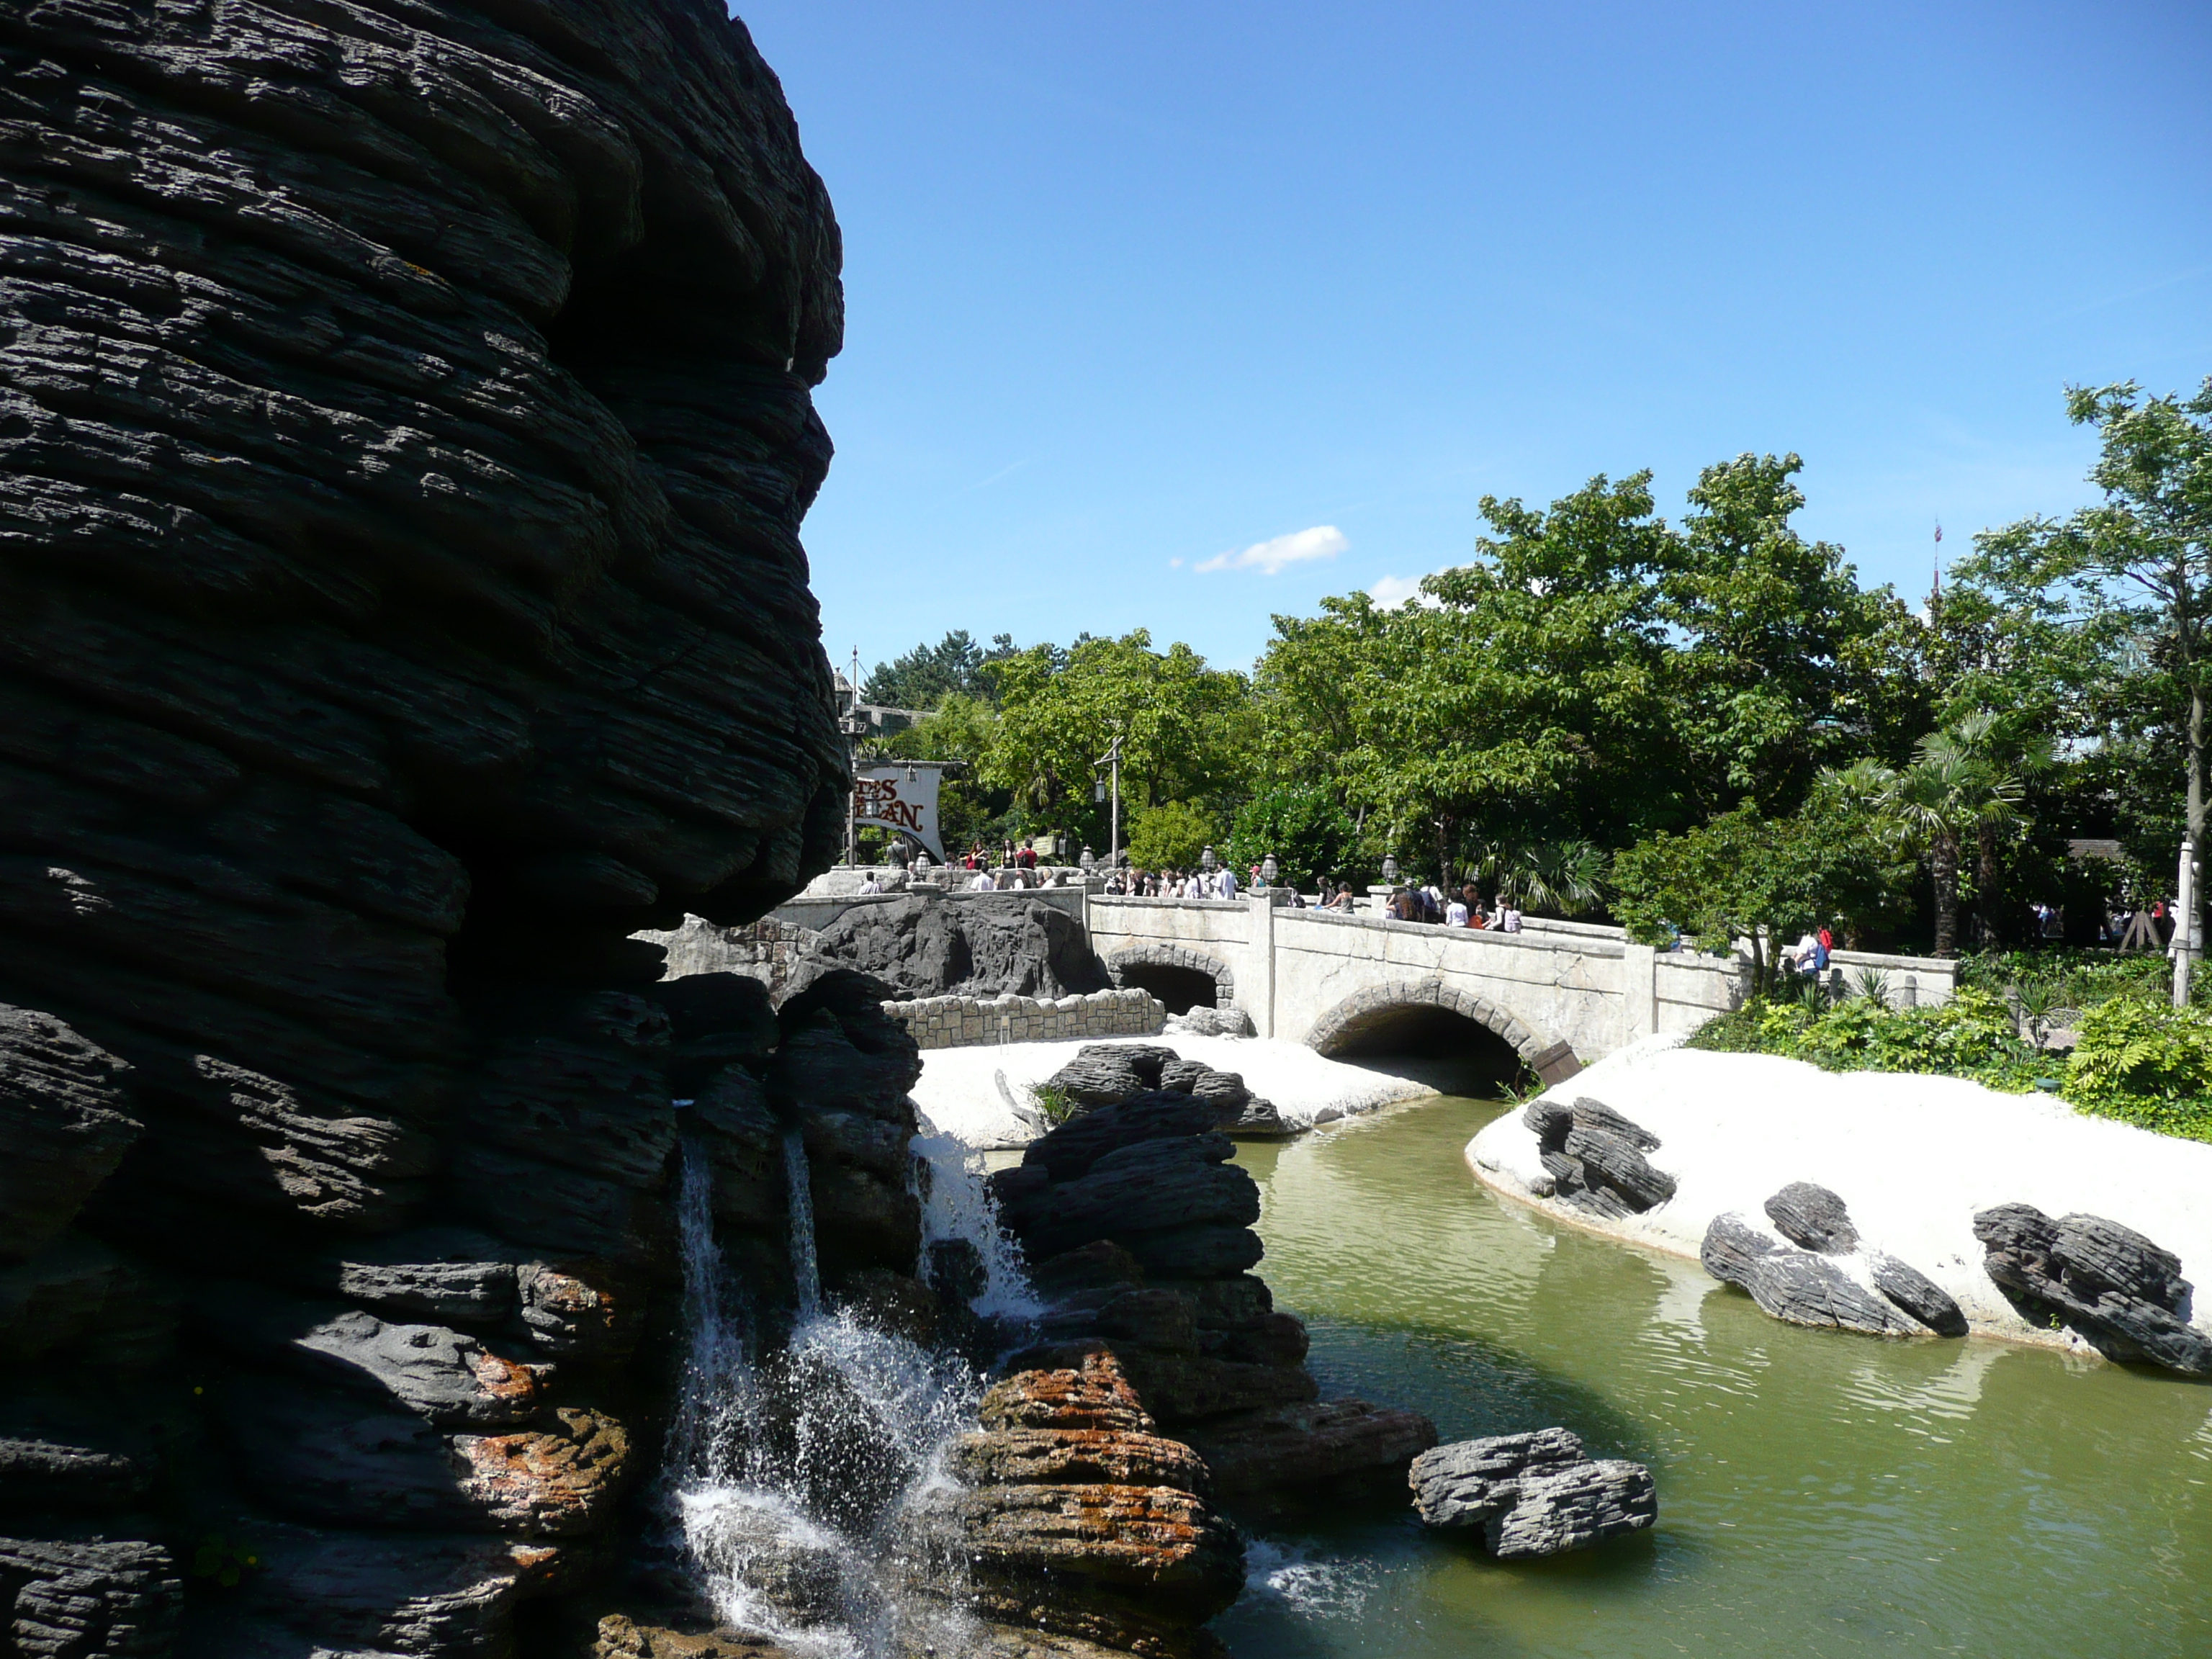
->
[1381,853,1399,885]
[1079,847,1095,872]
[1260,853,1279,888]
[1200,845,1218,873]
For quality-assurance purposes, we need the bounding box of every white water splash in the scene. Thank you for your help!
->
[1241,1537,1380,1619]
[669,1128,1020,1655]
[914,1123,1045,1322]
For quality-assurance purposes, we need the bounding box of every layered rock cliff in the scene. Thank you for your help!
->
[0,2,859,1653]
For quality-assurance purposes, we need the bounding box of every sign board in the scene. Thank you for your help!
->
[854,763,948,863]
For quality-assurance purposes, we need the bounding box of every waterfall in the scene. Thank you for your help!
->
[669,1120,1030,1655]
[783,1129,822,1320]
[913,1123,1045,1323]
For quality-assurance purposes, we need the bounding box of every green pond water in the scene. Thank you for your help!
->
[1211,1095,2212,1658]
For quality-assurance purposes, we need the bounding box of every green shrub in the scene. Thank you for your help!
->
[2062,999,2212,1143]
[1689,988,2037,1093]
[1691,982,2212,1144]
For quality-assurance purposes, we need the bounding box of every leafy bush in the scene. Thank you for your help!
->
[1688,988,2040,1093]
[1125,800,1221,872]
[1955,948,2188,1010]
[1225,784,1357,893]
[1691,984,2212,1143]
[2062,999,2212,1143]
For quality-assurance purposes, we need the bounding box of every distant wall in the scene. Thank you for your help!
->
[637,914,818,998]
[884,986,1165,1051]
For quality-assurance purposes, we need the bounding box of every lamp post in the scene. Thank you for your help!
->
[2177,835,2200,1008]
[1260,853,1279,889]
[1381,853,1398,886]
[1092,731,1124,871]
[1200,845,1218,874]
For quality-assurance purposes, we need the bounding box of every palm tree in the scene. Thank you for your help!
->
[1828,722,2026,957]
[1473,837,1608,917]
[1946,711,2053,947]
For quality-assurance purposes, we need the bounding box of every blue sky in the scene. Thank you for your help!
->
[733,2,2212,682]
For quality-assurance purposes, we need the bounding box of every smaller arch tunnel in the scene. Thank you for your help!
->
[1107,946,1233,1017]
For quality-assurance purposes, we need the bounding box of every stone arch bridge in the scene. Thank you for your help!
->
[1087,895,1959,1085]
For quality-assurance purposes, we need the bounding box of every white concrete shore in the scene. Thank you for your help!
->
[1466,1034,2212,1352]
[912,1033,1437,1147]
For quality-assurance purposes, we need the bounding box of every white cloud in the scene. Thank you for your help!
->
[1195,523,1346,575]
[1168,555,1184,568]
[1366,572,1444,608]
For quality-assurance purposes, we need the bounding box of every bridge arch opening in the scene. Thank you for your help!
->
[1107,945,1233,1015]
[1306,980,1547,1095]
[1117,962,1219,1016]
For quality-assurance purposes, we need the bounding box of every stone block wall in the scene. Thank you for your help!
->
[884,987,1165,1050]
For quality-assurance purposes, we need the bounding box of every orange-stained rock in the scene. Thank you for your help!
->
[452,1407,630,1536]
[595,1614,795,1658]
[948,1426,1210,1496]
[933,1482,1244,1623]
[977,1349,1154,1435]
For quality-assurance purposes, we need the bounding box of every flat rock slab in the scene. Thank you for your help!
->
[1409,1429,1655,1558]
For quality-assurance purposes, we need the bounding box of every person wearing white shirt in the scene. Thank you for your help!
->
[1445,896,1469,927]
[1498,902,1522,933]
[1216,868,1238,901]
[967,870,994,892]
[858,873,883,895]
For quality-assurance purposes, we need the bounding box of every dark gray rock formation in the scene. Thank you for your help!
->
[1408,1429,1655,1558]
[1972,1203,2212,1375]
[0,3,972,1651]
[784,892,1109,1004]
[1764,1182,1860,1254]
[986,1089,1437,1510]
[1524,1096,1675,1215]
[1869,1251,1969,1338]
[1701,1213,1928,1336]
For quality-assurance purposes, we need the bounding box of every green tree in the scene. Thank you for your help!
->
[1471,837,1608,918]
[1662,453,1915,813]
[981,631,1249,836]
[1313,474,1682,882]
[1225,784,1359,893]
[1829,720,2029,958]
[863,630,1019,710]
[1612,805,1881,995]
[1978,380,2212,870]
[1126,801,1220,871]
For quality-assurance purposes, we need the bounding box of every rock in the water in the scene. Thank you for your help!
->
[1869,1251,1969,1337]
[1016,1092,1220,1182]
[1222,1097,1293,1139]
[1180,1399,1439,1498]
[1763,1182,1860,1254]
[1700,1214,1926,1336]
[936,1352,1243,1656]
[598,1615,795,1658]
[1972,1203,2212,1375]
[1408,1429,1655,1557]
